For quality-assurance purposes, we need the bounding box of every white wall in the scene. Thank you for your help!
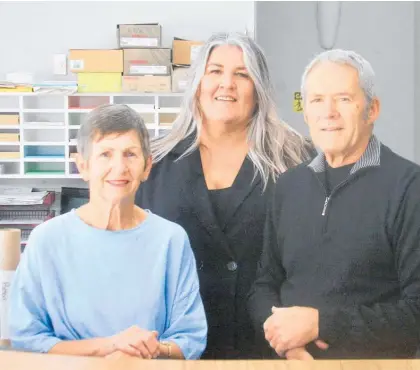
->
[0,1,255,81]
[0,0,255,189]
[256,1,416,163]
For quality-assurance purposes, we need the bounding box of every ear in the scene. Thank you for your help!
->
[141,155,153,182]
[196,82,201,99]
[366,97,380,126]
[75,153,90,182]
[303,103,310,127]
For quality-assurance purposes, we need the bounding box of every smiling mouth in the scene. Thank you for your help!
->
[107,180,129,186]
[215,96,237,102]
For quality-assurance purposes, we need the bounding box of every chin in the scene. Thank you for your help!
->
[103,193,132,204]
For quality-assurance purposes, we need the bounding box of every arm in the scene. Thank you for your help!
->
[319,174,420,352]
[8,228,120,357]
[49,338,113,357]
[8,228,62,353]
[160,227,207,360]
[247,188,284,338]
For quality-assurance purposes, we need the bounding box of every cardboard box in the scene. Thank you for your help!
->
[69,50,123,73]
[122,75,171,93]
[172,39,204,65]
[77,73,122,93]
[117,24,161,48]
[123,49,171,75]
[0,114,19,125]
[172,66,192,92]
[0,87,32,93]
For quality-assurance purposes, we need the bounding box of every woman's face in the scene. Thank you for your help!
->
[197,44,256,126]
[77,130,151,204]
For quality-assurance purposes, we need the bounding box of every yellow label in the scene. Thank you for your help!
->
[293,92,303,112]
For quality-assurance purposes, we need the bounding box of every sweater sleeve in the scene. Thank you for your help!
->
[319,173,420,352]
[159,227,207,359]
[8,227,62,353]
[247,187,284,341]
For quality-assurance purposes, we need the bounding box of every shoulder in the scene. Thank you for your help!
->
[380,144,420,188]
[29,212,75,240]
[280,160,312,182]
[145,212,193,262]
[23,212,77,259]
[381,144,420,173]
[145,212,189,243]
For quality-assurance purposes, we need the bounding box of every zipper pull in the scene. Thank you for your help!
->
[322,197,329,216]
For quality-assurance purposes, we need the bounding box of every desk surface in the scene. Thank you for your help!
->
[2,350,420,370]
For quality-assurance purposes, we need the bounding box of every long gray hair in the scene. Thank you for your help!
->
[152,32,311,189]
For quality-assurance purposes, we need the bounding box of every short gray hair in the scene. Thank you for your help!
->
[301,49,376,108]
[151,32,311,190]
[77,104,150,160]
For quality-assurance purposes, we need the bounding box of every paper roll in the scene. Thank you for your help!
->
[0,229,21,345]
[0,229,21,271]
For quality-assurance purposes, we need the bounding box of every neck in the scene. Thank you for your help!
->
[78,195,143,231]
[200,119,248,149]
[325,136,371,168]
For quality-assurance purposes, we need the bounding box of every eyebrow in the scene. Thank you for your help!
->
[309,92,354,97]
[97,146,141,151]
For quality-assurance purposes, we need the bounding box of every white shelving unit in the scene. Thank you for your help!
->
[0,92,183,179]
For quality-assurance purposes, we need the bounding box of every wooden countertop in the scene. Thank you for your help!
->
[2,350,420,370]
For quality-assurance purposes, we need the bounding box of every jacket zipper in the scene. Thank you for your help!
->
[322,197,329,216]
[310,165,372,235]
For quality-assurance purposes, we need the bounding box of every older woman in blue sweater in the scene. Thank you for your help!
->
[8,104,207,359]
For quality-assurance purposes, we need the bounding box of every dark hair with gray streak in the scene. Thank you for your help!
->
[77,104,150,160]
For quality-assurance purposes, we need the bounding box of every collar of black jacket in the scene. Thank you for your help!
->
[171,132,197,157]
[308,134,381,174]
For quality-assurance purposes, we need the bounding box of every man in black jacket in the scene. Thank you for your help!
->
[248,49,420,359]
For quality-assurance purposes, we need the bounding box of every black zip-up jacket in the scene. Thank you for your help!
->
[248,135,420,359]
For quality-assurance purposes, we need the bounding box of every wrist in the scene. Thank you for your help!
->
[159,341,172,358]
[100,337,116,357]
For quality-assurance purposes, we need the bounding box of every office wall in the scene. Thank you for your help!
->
[0,1,255,188]
[0,1,255,81]
[256,1,416,162]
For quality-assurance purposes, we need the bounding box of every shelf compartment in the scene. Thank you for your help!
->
[23,122,65,129]
[24,145,65,158]
[0,161,20,176]
[68,96,110,110]
[0,96,19,111]
[113,96,155,106]
[23,128,65,143]
[69,161,80,175]
[24,162,65,176]
[23,95,64,110]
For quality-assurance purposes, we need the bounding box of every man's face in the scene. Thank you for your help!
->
[303,61,380,163]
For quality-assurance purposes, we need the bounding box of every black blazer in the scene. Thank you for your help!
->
[135,138,275,359]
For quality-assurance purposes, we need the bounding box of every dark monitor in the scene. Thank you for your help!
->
[60,187,89,214]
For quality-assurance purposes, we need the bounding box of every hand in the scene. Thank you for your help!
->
[285,340,329,360]
[263,306,319,355]
[106,326,160,359]
[285,347,314,360]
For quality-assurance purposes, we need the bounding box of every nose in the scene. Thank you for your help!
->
[110,153,128,174]
[219,72,235,89]
[323,98,339,119]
